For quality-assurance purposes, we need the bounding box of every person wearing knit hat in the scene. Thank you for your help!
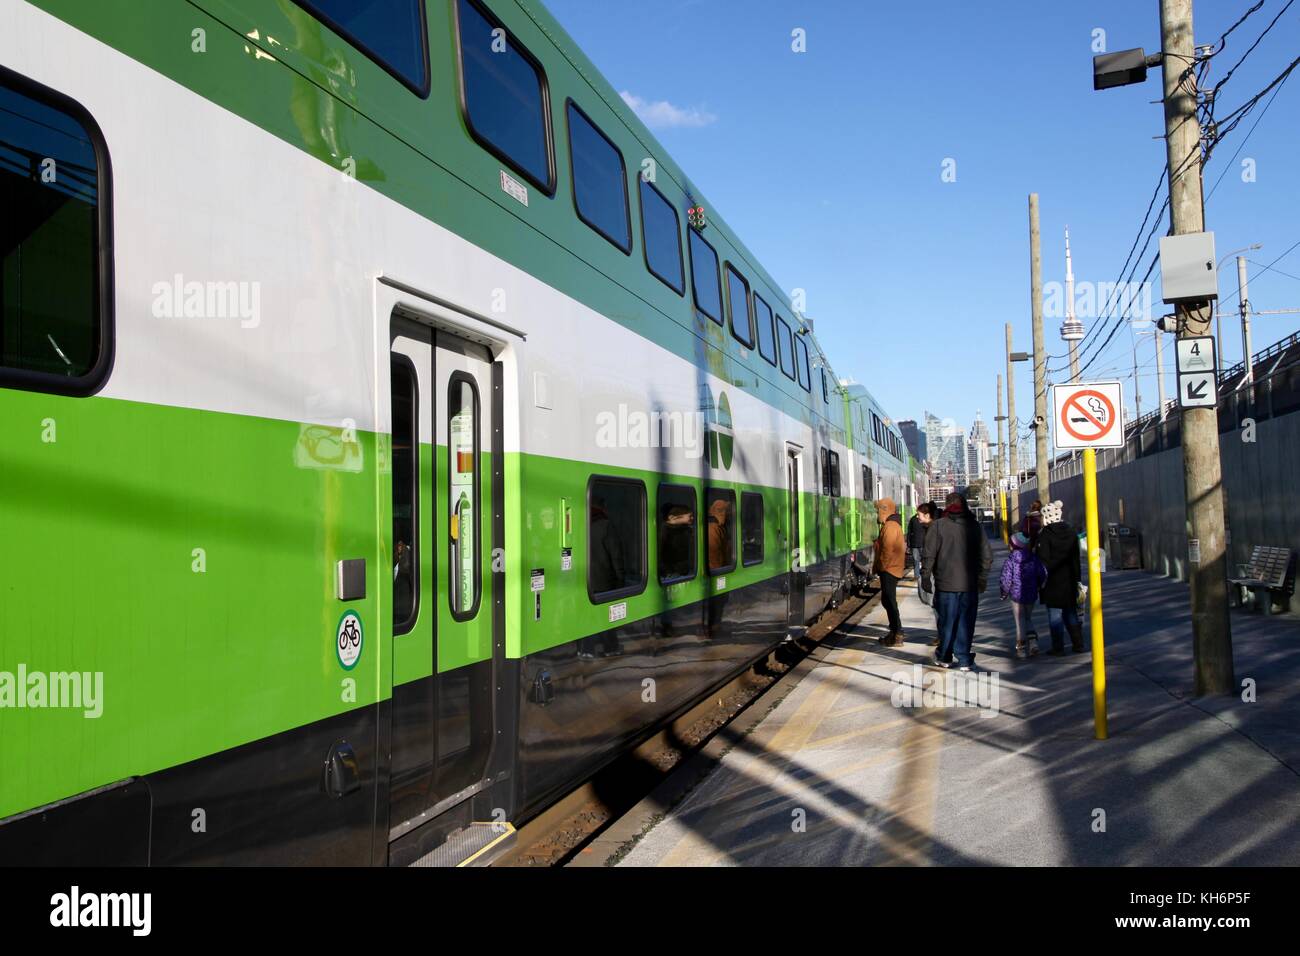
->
[1035,500,1084,654]
[1040,500,1064,525]
[1000,532,1047,658]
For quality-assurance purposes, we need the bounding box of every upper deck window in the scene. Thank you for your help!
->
[725,265,752,348]
[776,315,795,380]
[457,0,552,192]
[293,0,429,95]
[753,294,776,366]
[567,101,630,252]
[0,67,111,396]
[640,177,683,294]
[689,229,722,324]
[794,333,811,392]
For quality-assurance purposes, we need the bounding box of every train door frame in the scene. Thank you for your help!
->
[785,444,806,637]
[374,278,521,864]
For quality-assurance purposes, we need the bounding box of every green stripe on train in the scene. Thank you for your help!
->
[0,389,383,818]
[0,387,867,818]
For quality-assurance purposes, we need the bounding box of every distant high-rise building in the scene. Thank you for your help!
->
[923,412,968,486]
[968,411,990,481]
[899,419,925,462]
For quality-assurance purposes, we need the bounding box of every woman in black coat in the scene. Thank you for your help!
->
[1035,500,1084,654]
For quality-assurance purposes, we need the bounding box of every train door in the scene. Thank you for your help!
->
[388,319,499,840]
[786,445,805,634]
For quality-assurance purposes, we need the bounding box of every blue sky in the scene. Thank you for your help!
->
[544,0,1300,452]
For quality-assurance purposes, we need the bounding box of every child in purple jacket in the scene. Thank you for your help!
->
[1000,532,1047,659]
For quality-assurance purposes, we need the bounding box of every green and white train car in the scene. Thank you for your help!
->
[0,0,915,864]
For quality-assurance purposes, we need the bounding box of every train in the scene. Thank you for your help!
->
[0,0,917,865]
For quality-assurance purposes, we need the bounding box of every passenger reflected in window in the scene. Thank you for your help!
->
[589,495,626,595]
[707,491,735,574]
[705,489,735,639]
[581,480,647,659]
[660,505,695,580]
[657,484,697,585]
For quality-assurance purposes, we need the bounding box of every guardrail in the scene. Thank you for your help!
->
[1029,329,1300,487]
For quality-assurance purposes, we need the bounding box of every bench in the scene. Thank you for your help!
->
[1228,546,1295,613]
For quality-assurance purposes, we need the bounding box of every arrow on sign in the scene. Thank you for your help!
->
[1186,379,1209,401]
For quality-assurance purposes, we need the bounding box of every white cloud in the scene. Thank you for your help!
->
[619,90,717,129]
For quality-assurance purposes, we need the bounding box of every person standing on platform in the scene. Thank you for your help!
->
[1019,499,1044,550]
[1035,500,1085,655]
[873,497,907,647]
[910,503,942,647]
[923,491,992,671]
[907,502,934,580]
[999,532,1046,658]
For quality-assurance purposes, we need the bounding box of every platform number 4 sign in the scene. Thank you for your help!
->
[1176,336,1218,408]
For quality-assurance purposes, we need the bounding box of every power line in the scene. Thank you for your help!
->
[1204,60,1292,202]
[1208,0,1296,97]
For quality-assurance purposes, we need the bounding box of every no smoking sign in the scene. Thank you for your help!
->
[1052,381,1125,449]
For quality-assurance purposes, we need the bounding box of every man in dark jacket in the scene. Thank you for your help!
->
[907,503,935,580]
[922,491,993,671]
[1034,500,1084,654]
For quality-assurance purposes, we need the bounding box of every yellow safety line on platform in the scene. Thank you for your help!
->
[877,712,943,865]
[656,648,868,866]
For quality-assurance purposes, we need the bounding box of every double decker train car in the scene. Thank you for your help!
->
[0,0,915,864]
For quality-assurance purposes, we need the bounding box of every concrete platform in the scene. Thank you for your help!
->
[614,545,1300,866]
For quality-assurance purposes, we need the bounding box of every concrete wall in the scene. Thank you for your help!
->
[1018,411,1299,614]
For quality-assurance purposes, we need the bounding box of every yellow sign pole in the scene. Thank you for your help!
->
[999,490,1009,545]
[1083,447,1108,740]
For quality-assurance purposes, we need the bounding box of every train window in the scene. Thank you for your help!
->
[753,294,776,366]
[862,465,871,501]
[776,315,796,380]
[448,373,481,620]
[640,177,683,294]
[794,334,811,391]
[456,0,553,193]
[292,0,429,95]
[657,483,696,584]
[392,356,419,633]
[588,476,647,601]
[567,101,630,253]
[0,69,111,397]
[821,368,829,403]
[820,449,831,495]
[688,229,722,324]
[741,491,764,566]
[704,487,736,575]
[725,265,753,348]
[829,451,841,497]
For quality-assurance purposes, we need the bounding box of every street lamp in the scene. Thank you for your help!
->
[1215,244,1263,361]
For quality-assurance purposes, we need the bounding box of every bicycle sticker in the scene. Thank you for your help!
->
[336,610,363,670]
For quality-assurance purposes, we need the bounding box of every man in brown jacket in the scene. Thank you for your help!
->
[872,497,907,646]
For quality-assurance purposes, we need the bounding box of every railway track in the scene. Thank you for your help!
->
[494,588,881,867]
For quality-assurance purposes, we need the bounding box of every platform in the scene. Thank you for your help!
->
[610,544,1300,866]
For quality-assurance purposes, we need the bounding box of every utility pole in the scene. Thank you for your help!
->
[1160,0,1233,694]
[1154,331,1167,421]
[1131,334,1143,420]
[1237,256,1254,388]
[995,374,1007,542]
[1005,322,1020,531]
[1029,193,1051,502]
